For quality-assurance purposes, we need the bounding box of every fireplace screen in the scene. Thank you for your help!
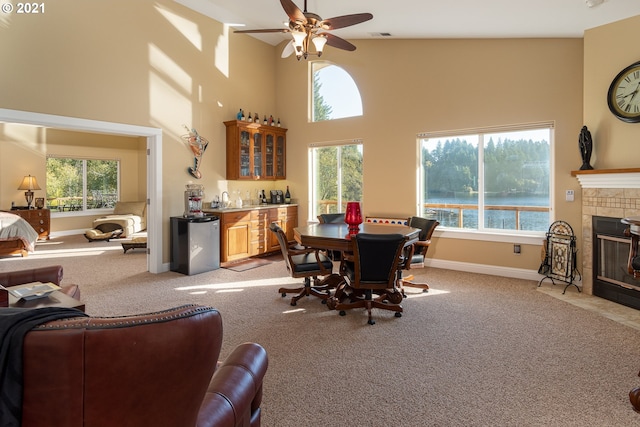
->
[596,234,639,291]
[538,220,580,293]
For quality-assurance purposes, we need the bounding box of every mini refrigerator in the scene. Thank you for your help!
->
[170,215,220,275]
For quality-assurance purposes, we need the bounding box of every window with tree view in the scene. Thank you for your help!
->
[311,61,362,122]
[418,125,552,233]
[310,143,363,219]
[46,157,119,213]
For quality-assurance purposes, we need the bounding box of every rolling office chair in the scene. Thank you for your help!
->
[269,223,336,306]
[399,217,439,295]
[327,233,407,325]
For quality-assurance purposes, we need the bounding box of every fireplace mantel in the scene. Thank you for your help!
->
[571,168,640,188]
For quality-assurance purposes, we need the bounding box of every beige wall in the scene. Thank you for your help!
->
[584,15,640,169]
[276,38,584,271]
[0,0,278,261]
[1,0,637,271]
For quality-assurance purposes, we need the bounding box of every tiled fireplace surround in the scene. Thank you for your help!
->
[574,169,640,295]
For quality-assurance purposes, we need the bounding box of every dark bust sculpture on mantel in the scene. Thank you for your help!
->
[578,125,594,170]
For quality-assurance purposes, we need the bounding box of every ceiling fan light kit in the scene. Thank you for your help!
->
[235,0,373,60]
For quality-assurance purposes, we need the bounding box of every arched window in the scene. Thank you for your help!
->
[311,62,363,122]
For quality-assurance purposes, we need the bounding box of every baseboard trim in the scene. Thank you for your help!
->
[426,259,544,282]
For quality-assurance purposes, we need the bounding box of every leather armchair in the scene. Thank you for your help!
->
[0,265,80,300]
[20,304,268,427]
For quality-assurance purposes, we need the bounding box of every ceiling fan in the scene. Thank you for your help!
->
[234,0,373,60]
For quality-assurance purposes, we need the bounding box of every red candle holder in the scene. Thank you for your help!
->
[344,201,363,236]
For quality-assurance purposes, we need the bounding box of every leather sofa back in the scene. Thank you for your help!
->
[21,305,222,427]
[0,265,63,286]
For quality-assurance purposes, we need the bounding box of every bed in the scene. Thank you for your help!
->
[0,212,39,257]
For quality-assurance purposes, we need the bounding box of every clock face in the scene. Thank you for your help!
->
[608,61,640,123]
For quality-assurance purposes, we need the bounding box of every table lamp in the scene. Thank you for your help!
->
[17,175,41,209]
[344,201,363,236]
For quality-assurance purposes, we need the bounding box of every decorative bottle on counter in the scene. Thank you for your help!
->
[261,190,267,204]
[285,186,291,204]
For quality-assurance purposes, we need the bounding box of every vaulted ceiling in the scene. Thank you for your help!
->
[176,0,640,45]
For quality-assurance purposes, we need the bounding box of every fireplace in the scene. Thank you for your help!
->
[592,216,640,309]
[573,168,640,303]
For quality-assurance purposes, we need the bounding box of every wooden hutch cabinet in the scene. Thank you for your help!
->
[224,120,286,180]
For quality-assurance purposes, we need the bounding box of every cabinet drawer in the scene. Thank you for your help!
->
[251,210,269,220]
[222,211,251,223]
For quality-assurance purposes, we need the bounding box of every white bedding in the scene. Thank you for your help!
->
[0,212,39,252]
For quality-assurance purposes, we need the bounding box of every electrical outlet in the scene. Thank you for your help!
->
[513,244,521,254]
[566,189,575,202]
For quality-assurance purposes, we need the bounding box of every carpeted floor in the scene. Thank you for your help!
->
[2,234,640,425]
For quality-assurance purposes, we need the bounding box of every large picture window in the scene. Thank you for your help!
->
[46,157,119,213]
[418,124,552,234]
[309,142,363,220]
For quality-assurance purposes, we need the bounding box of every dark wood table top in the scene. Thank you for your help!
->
[7,290,85,312]
[294,223,420,252]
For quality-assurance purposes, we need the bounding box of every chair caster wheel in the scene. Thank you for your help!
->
[281,293,287,297]
[321,300,327,304]
[290,301,297,306]
[395,312,402,318]
[339,310,346,316]
[422,289,429,293]
[368,319,376,325]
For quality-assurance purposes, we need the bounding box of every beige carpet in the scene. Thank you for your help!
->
[2,235,640,425]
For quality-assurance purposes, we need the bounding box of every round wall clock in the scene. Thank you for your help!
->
[607,60,640,123]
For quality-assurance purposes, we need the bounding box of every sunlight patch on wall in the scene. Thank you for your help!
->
[155,4,202,51]
[148,44,193,134]
[214,24,232,78]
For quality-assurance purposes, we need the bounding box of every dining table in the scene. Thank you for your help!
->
[294,222,421,252]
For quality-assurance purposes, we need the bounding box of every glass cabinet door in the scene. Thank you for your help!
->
[253,132,263,178]
[275,134,285,178]
[265,133,274,178]
[240,129,251,178]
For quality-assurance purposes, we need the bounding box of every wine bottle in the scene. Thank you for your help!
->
[268,115,274,126]
[263,115,268,125]
[247,112,252,122]
[277,118,281,127]
[254,113,259,123]
[261,190,267,204]
[285,186,291,204]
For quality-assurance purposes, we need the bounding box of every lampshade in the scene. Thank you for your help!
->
[17,175,40,208]
[312,35,327,55]
[17,175,41,191]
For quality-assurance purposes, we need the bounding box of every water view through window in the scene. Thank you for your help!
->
[419,126,552,233]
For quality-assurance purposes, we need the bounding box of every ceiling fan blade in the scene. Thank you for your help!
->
[280,0,306,24]
[321,13,373,30]
[234,28,290,34]
[281,41,295,58]
[324,33,357,52]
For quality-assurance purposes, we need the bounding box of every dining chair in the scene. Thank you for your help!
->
[399,217,439,295]
[317,213,345,224]
[317,213,346,261]
[269,223,336,306]
[327,233,407,325]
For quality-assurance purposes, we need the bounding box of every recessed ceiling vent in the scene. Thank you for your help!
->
[370,32,392,37]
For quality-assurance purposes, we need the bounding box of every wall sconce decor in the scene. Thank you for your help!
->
[181,125,210,179]
[17,175,41,209]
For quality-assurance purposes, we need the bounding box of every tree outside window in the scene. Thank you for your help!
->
[419,126,552,233]
[46,157,119,212]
